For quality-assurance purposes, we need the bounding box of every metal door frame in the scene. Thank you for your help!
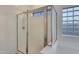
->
[16,11,28,54]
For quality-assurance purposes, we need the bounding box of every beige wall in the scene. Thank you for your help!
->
[15,5,46,14]
[0,6,16,53]
[31,5,46,9]
[15,5,33,14]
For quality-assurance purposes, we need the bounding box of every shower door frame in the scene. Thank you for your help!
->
[51,6,57,45]
[16,11,28,54]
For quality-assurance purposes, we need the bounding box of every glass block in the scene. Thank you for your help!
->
[74,7,79,11]
[74,11,79,15]
[62,9,67,12]
[68,12,73,16]
[68,8,73,11]
[63,13,67,16]
[74,16,79,20]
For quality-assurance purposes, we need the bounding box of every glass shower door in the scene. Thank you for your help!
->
[17,13,28,54]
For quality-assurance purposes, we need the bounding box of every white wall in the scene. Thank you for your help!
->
[0,6,16,54]
[15,5,33,14]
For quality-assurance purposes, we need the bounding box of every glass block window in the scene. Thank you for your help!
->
[32,9,51,16]
[62,6,79,35]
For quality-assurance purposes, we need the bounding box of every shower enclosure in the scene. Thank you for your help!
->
[16,5,57,54]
